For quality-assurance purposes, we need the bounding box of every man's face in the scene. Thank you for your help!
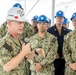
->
[56,17,64,25]
[8,20,24,35]
[31,20,37,28]
[37,22,48,32]
[72,18,76,29]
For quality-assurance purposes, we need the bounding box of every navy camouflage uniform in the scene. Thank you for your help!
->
[63,30,76,75]
[29,32,58,75]
[0,33,26,75]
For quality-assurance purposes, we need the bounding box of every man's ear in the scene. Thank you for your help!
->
[7,21,11,27]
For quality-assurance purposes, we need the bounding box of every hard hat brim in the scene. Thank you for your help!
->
[70,17,76,21]
[37,21,48,23]
[31,19,37,21]
[6,18,26,22]
[55,16,65,18]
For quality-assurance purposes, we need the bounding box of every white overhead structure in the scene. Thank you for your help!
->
[15,0,75,25]
[51,0,55,25]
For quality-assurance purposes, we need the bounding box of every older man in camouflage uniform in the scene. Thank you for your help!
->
[0,4,34,75]
[29,15,58,75]
[0,7,31,75]
[63,29,76,75]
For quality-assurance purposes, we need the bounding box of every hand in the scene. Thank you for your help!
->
[22,43,31,55]
[26,51,36,60]
[69,63,76,70]
[55,54,60,59]
[34,63,43,72]
[36,48,45,58]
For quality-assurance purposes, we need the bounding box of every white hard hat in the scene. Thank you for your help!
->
[6,7,26,22]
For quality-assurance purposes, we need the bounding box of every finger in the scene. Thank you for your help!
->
[41,50,45,58]
[38,68,43,72]
[22,43,25,47]
[25,43,31,51]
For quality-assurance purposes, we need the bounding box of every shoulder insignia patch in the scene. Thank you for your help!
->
[52,38,57,43]
[3,42,13,52]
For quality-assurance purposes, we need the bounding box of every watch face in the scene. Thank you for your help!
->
[24,37,30,43]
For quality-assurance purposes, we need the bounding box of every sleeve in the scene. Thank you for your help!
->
[0,42,13,70]
[63,35,72,65]
[40,37,58,66]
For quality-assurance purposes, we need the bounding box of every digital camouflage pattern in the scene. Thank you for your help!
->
[63,30,76,75]
[0,21,7,38]
[19,21,35,43]
[29,32,58,75]
[0,32,26,75]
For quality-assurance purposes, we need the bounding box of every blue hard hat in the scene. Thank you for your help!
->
[37,15,48,23]
[13,3,23,10]
[31,15,38,21]
[70,12,76,20]
[55,10,65,18]
[47,18,51,24]
[62,18,69,24]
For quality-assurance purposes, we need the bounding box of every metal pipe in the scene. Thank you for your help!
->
[25,0,40,17]
[51,0,55,26]
[24,0,26,14]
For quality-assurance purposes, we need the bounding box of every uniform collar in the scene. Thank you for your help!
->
[5,32,23,46]
[54,24,67,32]
[34,32,48,40]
